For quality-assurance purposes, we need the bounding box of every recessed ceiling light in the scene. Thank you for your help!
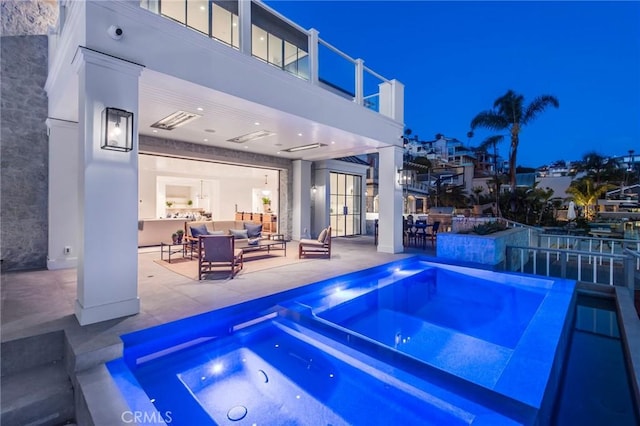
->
[199,5,205,11]
[254,122,260,126]
[244,146,249,149]
[260,36,264,41]
[197,107,204,111]
[277,151,281,154]
[152,129,158,133]
[203,138,208,142]
[284,143,326,152]
[331,140,335,144]
[298,133,303,137]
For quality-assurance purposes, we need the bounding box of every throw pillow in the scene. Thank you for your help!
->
[317,228,327,243]
[190,224,209,238]
[229,229,249,239]
[244,222,263,238]
[207,230,225,235]
[248,237,260,246]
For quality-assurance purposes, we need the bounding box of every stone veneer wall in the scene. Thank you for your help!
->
[1,1,57,271]
[139,135,294,238]
[0,36,50,271]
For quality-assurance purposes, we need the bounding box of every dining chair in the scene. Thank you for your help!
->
[425,221,440,247]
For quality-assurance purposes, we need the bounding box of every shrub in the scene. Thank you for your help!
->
[471,221,507,235]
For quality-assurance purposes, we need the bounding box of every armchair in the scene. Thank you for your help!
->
[198,235,243,279]
[298,226,332,259]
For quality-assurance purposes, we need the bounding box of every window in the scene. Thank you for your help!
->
[186,0,208,34]
[161,0,185,23]
[252,25,268,62]
[212,3,239,48]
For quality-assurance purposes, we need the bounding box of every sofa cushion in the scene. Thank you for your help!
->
[229,229,249,239]
[190,224,209,238]
[208,230,225,235]
[317,228,328,243]
[244,222,263,238]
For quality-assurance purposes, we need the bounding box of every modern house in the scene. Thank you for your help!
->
[1,0,407,325]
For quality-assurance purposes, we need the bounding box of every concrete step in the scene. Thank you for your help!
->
[1,362,74,426]
[1,330,75,425]
[1,330,65,377]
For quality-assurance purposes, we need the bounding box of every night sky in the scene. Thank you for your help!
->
[266,1,640,167]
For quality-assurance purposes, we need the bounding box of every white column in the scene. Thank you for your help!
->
[292,160,311,240]
[47,118,79,270]
[238,0,252,56]
[377,145,404,253]
[72,48,143,325]
[312,165,331,237]
[379,79,404,122]
[308,29,319,86]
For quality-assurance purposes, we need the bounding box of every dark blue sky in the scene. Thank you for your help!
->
[266,1,640,168]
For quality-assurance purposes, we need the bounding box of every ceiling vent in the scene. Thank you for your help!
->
[150,111,202,130]
[227,130,275,144]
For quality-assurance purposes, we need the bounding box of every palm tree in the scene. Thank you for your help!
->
[470,90,559,192]
[478,134,505,216]
[565,177,612,220]
[580,151,619,185]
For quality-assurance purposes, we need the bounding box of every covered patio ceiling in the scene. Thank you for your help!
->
[139,69,387,162]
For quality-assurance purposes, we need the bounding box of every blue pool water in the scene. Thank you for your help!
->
[552,294,639,425]
[108,257,577,425]
[316,267,545,348]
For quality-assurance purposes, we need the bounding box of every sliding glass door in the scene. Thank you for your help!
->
[329,172,362,237]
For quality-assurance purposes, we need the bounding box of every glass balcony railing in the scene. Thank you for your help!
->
[139,0,400,119]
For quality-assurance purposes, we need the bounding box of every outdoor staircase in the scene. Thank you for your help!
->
[1,330,75,426]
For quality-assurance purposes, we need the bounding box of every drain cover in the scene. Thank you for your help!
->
[227,405,248,421]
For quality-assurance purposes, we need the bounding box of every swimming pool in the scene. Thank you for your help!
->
[108,257,576,425]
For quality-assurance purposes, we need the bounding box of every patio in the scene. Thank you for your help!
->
[1,237,431,424]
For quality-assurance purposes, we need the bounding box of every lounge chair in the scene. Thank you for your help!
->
[298,226,332,259]
[198,235,243,279]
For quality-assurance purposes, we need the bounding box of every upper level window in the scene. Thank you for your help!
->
[212,1,239,48]
[161,0,185,23]
[187,0,208,35]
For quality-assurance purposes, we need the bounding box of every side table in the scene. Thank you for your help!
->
[160,241,193,263]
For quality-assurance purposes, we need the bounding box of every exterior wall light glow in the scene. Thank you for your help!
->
[102,107,133,152]
[398,169,416,186]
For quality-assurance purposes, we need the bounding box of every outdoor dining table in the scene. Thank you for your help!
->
[405,220,432,249]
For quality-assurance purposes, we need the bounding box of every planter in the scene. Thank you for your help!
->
[436,227,529,269]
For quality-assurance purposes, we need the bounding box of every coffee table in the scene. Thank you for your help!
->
[239,239,287,256]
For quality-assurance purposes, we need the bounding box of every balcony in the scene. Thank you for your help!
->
[139,0,402,121]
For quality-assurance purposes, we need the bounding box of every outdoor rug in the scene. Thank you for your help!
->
[153,246,309,280]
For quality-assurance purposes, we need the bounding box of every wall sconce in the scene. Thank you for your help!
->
[101,107,133,152]
[311,185,317,193]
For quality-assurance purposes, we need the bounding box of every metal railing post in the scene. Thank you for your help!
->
[354,58,364,105]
